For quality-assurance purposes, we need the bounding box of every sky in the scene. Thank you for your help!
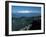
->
[12,6,41,17]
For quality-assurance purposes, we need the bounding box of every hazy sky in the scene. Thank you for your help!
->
[12,6,41,17]
[12,6,41,13]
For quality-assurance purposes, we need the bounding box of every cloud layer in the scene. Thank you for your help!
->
[17,10,32,13]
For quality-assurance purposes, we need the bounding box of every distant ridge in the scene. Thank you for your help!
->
[12,13,41,18]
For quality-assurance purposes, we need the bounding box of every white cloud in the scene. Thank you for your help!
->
[17,10,32,13]
[13,10,40,13]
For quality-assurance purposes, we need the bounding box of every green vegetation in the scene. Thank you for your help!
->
[12,16,41,31]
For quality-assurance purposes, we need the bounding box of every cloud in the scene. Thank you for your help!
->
[13,10,40,13]
[17,10,32,13]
